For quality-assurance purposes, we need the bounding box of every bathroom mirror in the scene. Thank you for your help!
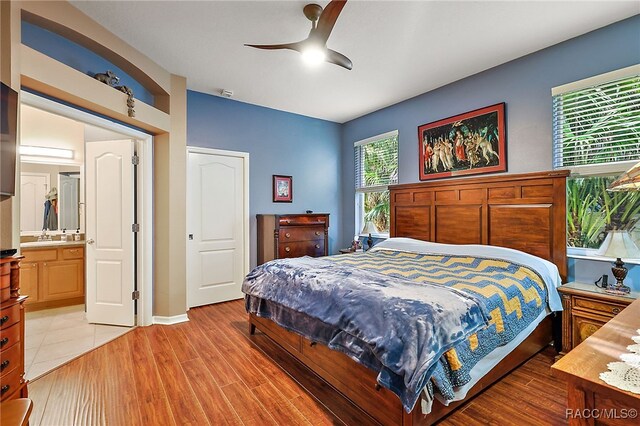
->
[20,162,82,234]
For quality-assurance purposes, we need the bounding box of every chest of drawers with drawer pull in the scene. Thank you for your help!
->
[257,214,329,265]
[0,256,28,402]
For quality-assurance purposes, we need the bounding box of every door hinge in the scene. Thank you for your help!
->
[132,154,140,166]
[132,290,140,300]
[132,223,140,233]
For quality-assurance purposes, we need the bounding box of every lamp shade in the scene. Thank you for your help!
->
[360,220,379,235]
[596,230,640,258]
[609,162,640,191]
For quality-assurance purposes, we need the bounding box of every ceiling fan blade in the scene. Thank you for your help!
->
[326,48,352,70]
[244,42,303,53]
[314,0,347,43]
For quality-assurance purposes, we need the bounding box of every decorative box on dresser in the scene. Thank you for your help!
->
[558,281,637,357]
[0,256,28,402]
[257,214,329,265]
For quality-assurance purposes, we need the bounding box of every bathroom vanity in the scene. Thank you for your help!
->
[19,242,85,311]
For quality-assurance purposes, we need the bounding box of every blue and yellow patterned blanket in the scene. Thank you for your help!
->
[328,249,548,402]
[244,249,547,412]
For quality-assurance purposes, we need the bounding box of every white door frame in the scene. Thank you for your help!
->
[185,146,250,309]
[21,91,154,326]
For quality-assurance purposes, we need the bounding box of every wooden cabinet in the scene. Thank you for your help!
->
[20,245,85,311]
[18,263,38,305]
[257,214,329,265]
[558,282,636,356]
[0,256,28,402]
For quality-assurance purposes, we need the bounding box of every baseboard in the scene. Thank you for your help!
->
[152,314,189,325]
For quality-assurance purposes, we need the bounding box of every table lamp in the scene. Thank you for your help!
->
[596,230,640,294]
[361,221,378,250]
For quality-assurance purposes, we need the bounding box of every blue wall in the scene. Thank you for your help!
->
[341,15,640,289]
[21,21,153,104]
[187,91,343,268]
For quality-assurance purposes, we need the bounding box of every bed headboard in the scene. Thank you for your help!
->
[389,170,569,281]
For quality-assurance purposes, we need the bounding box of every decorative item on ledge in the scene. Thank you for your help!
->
[597,230,640,294]
[92,71,136,118]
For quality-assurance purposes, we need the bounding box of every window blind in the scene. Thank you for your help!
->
[552,72,640,171]
[354,130,398,190]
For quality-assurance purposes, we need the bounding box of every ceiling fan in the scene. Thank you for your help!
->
[245,0,353,70]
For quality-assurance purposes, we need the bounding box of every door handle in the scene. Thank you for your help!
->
[188,234,194,240]
[87,239,95,245]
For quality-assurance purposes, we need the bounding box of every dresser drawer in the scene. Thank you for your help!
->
[0,342,21,378]
[0,273,9,302]
[278,215,328,226]
[21,249,57,262]
[0,367,22,401]
[278,241,325,258]
[62,247,84,260]
[0,304,20,330]
[573,296,625,317]
[0,323,21,352]
[279,227,324,243]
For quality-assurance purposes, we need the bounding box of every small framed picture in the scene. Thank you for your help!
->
[273,175,293,202]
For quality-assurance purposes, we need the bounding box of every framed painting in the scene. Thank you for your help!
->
[273,175,293,202]
[418,103,506,180]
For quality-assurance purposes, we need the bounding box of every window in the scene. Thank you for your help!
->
[553,65,640,251]
[354,130,398,237]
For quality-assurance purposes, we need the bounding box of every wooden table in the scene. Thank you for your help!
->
[552,298,640,425]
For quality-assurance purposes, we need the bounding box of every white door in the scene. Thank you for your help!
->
[85,140,135,326]
[20,172,49,232]
[187,149,248,308]
[59,173,80,231]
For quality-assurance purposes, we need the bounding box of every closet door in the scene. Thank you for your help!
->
[85,140,135,326]
[187,148,249,308]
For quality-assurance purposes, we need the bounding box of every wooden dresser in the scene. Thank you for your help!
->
[558,282,637,356]
[20,244,85,311]
[0,256,28,402]
[257,214,329,265]
[552,297,640,425]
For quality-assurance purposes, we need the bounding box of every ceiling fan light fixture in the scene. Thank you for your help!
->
[301,45,326,66]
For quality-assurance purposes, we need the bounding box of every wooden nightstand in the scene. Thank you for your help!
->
[558,282,639,357]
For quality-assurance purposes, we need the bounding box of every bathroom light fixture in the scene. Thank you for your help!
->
[20,145,74,159]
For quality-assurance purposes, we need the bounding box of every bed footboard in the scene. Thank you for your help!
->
[249,313,553,426]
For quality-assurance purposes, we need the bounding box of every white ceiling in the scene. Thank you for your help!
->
[70,1,639,123]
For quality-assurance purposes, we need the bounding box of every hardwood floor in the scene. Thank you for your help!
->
[29,300,568,425]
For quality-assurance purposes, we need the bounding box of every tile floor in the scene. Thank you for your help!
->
[25,304,133,380]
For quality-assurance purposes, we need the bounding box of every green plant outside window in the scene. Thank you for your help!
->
[355,132,398,236]
[567,176,640,248]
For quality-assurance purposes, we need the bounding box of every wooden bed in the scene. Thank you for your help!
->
[248,170,569,425]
